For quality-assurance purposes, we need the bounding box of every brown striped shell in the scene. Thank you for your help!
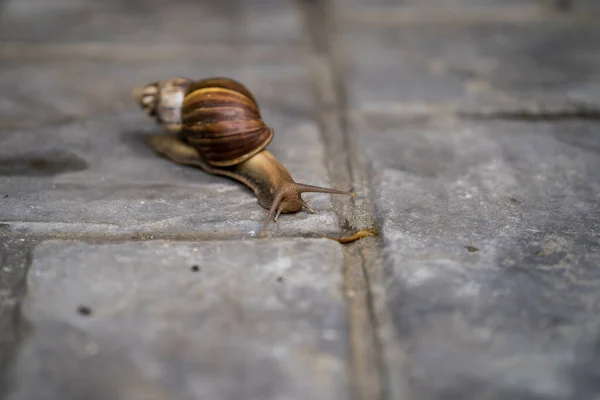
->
[180,77,274,167]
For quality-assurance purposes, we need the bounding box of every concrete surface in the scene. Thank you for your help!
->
[1,0,599,399]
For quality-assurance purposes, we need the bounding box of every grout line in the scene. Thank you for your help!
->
[457,109,600,121]
[0,42,310,62]
[0,230,346,243]
[0,237,36,397]
[341,241,386,400]
[347,102,600,123]
[296,0,408,399]
[340,6,600,26]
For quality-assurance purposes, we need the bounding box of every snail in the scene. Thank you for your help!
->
[133,77,355,237]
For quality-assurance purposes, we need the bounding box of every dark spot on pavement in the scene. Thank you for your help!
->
[0,150,88,176]
[77,305,92,316]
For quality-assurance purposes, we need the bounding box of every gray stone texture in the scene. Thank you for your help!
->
[0,56,310,128]
[2,0,600,399]
[0,112,341,238]
[354,115,600,398]
[340,22,600,112]
[6,240,348,400]
[0,58,342,238]
[335,0,595,11]
[337,0,600,398]
[0,0,305,45]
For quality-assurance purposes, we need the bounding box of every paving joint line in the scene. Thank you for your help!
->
[0,237,36,398]
[296,0,400,399]
[457,109,600,121]
[340,7,600,26]
[0,228,363,243]
[348,102,600,123]
[0,42,311,61]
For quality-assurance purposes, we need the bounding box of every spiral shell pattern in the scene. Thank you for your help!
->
[135,77,192,134]
[181,78,273,167]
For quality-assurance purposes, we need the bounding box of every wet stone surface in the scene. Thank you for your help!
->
[355,116,600,399]
[6,239,348,400]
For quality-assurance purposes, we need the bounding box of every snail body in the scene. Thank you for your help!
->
[134,77,354,237]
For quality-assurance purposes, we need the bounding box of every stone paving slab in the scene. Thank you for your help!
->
[0,55,310,128]
[6,239,348,400]
[3,0,600,399]
[0,0,304,45]
[354,115,600,398]
[334,0,543,9]
[0,55,346,238]
[0,109,340,238]
[339,21,600,112]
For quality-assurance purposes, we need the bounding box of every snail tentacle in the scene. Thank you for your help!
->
[294,183,356,197]
[258,190,286,238]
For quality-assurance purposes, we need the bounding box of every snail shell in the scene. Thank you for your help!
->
[181,78,273,167]
[134,76,355,237]
[135,77,273,167]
